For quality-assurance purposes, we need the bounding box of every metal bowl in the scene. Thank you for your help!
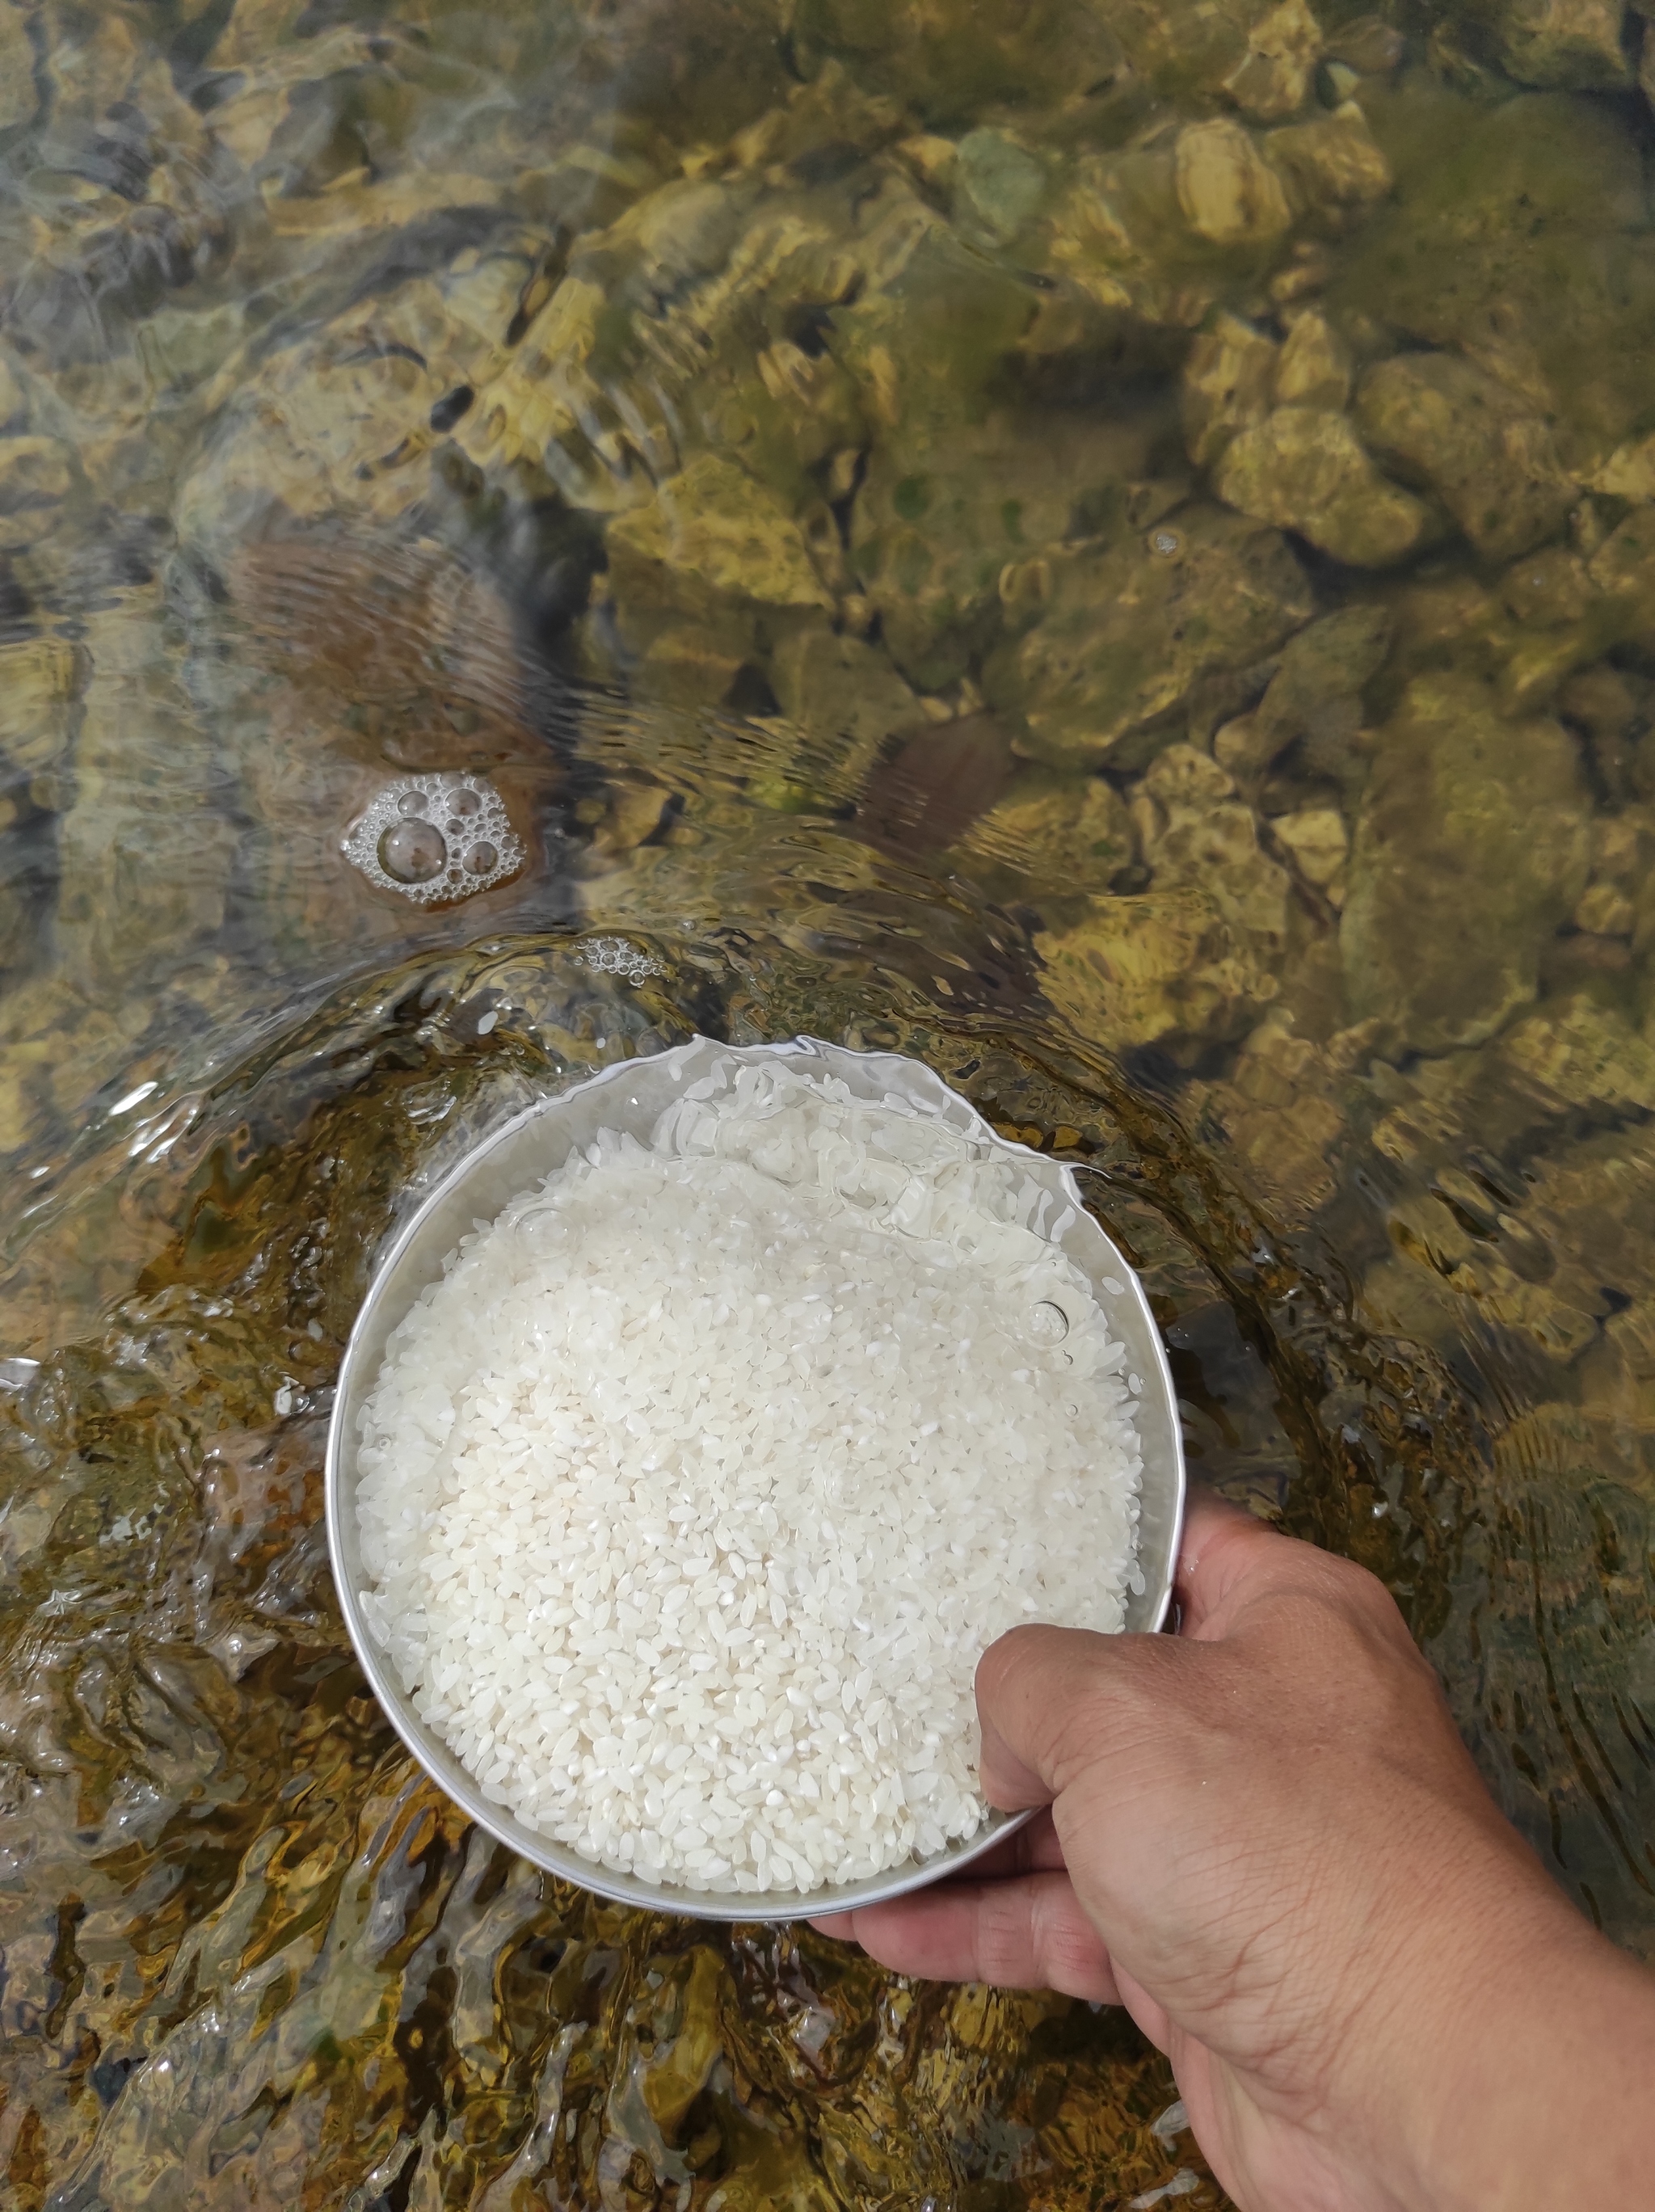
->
[325,1035,1185,1922]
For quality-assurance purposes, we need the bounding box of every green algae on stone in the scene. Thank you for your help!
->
[1213,405,1430,567]
[1329,86,1654,457]
[1354,352,1573,562]
[1341,675,1591,1051]
[851,407,1160,690]
[984,503,1313,766]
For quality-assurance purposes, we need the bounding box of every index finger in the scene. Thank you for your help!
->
[1173,1485,1278,1639]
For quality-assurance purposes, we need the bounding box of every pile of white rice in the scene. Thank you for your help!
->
[355,1057,1143,1894]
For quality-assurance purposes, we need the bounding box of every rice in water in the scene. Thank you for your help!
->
[356,1060,1143,1894]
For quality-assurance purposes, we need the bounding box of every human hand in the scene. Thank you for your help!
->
[811,1491,1655,2211]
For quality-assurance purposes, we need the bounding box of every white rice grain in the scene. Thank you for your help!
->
[356,1058,1142,1894]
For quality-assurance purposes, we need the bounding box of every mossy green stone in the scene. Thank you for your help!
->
[1341,676,1591,1050]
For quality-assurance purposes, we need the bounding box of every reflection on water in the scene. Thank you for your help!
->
[2,0,1653,2200]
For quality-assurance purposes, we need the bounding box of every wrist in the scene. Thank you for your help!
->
[1392,1856,1655,2210]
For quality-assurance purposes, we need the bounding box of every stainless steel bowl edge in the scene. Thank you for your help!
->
[325,1034,1187,1922]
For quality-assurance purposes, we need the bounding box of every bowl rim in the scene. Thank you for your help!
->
[324,1034,1186,1921]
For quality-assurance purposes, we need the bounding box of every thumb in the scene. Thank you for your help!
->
[973,1491,1276,1810]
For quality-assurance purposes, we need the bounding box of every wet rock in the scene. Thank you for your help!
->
[1038,885,1280,1055]
[1174,120,1292,246]
[53,591,238,998]
[1221,0,1323,118]
[1374,1182,1604,1363]
[0,638,85,776]
[604,452,836,666]
[1588,432,1655,501]
[1134,741,1291,926]
[766,627,920,794]
[1556,665,1652,802]
[1497,993,1655,1112]
[1341,676,1591,1050]
[1573,879,1636,938]
[629,622,754,710]
[725,59,908,175]
[1263,103,1392,225]
[789,0,1123,123]
[1464,0,1632,90]
[1106,0,1320,106]
[851,407,1156,690]
[1582,510,1655,659]
[227,529,553,771]
[175,246,538,559]
[0,440,74,550]
[856,714,1016,852]
[0,5,35,133]
[984,503,1313,767]
[1273,310,1350,408]
[1324,15,1409,70]
[1271,804,1348,901]
[0,353,24,433]
[1253,602,1392,750]
[955,767,1136,891]
[457,178,869,516]
[1355,353,1573,561]
[1186,1014,1349,1216]
[1042,147,1219,330]
[1037,742,1293,1052]
[1499,544,1596,630]
[1181,312,1278,467]
[1329,88,1652,457]
[1213,407,1430,567]
[5,195,227,367]
[952,129,1052,246]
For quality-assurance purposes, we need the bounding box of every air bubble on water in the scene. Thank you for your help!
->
[345,772,524,904]
[1028,1300,1069,1343]
[379,819,447,883]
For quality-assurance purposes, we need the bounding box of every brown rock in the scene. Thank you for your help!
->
[1181,313,1278,467]
[1341,676,1592,1049]
[1213,407,1430,567]
[1355,352,1574,561]
[1174,120,1293,246]
[1222,0,1324,118]
[1273,310,1351,409]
